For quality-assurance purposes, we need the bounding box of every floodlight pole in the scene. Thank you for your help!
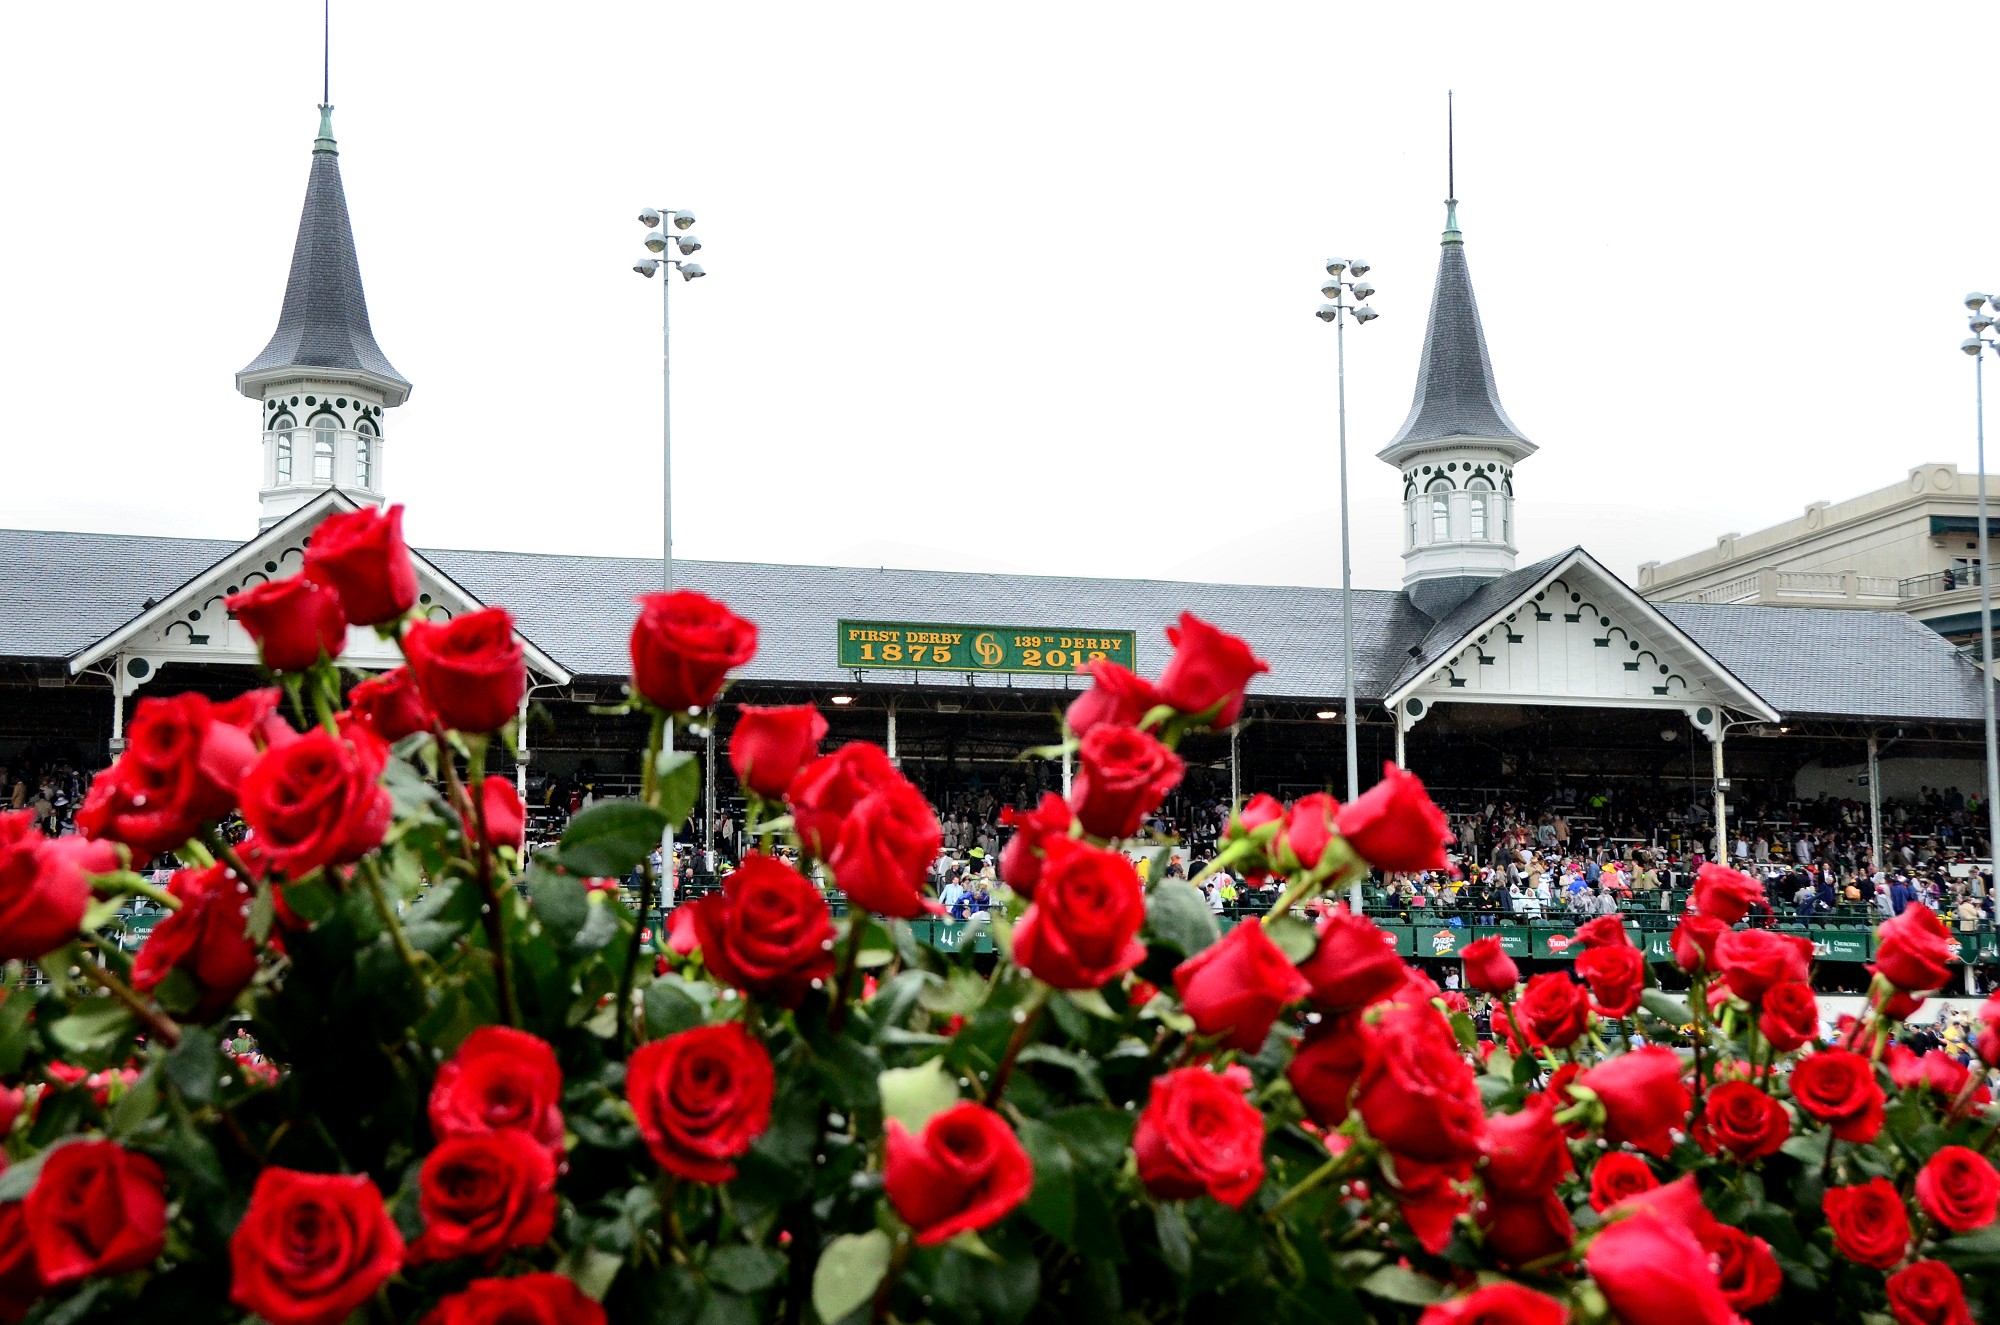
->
[1977,352,2000,874]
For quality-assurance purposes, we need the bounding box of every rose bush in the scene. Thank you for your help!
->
[4,516,2000,1324]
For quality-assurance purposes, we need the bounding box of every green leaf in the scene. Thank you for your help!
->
[1359,1265,1447,1306]
[705,1244,786,1295]
[879,1057,960,1134]
[245,881,277,944]
[1049,1105,1136,1171]
[81,897,123,933]
[644,978,706,1039]
[382,754,448,820]
[164,1030,222,1106]
[555,1243,625,1302]
[1448,1009,1481,1055]
[106,1065,159,1138]
[812,1230,893,1324]
[47,997,137,1059]
[1781,1129,1834,1166]
[571,899,623,956]
[555,799,669,878]
[526,857,590,947]
[1154,1203,1192,1278]
[1639,988,1694,1026]
[657,750,702,829]
[281,877,339,925]
[0,1142,62,1201]
[1264,914,1317,963]
[1018,1117,1077,1244]
[0,985,31,1076]
[1146,880,1218,957]
[1063,987,1118,1020]
[1937,1224,2000,1259]
[932,1243,1040,1325]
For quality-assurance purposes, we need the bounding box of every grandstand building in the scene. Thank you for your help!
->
[0,98,1989,875]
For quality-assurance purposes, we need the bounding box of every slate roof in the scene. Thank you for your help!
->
[1385,550,1574,694]
[1383,204,1532,451]
[236,110,410,402]
[0,530,237,662]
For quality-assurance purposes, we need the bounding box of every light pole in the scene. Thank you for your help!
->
[1317,260,1377,909]
[1959,295,2000,886]
[633,208,705,592]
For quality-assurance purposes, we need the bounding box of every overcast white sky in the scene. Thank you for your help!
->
[4,3,2000,592]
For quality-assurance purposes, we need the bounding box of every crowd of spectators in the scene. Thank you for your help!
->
[1,749,91,839]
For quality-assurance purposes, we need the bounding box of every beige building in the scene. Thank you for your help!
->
[1639,462,2000,644]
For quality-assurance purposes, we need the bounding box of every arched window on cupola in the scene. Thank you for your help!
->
[313,417,337,483]
[271,414,296,484]
[1467,476,1494,541]
[355,418,376,488]
[1427,477,1452,542]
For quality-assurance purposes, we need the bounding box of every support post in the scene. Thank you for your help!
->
[1394,720,1407,770]
[1061,741,1072,796]
[1867,732,1883,875]
[1710,726,1727,865]
[886,700,898,767]
[515,694,530,798]
[1229,723,1240,807]
[109,659,128,757]
[704,725,716,857]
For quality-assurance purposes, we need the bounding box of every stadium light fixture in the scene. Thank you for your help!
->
[1958,294,2000,887]
[831,695,855,706]
[1316,710,1339,720]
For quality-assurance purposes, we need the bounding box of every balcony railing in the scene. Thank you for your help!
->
[1900,566,1983,599]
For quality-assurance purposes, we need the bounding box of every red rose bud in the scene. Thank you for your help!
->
[1353,1001,1487,1166]
[1575,943,1645,1019]
[1588,1152,1659,1212]
[1173,920,1311,1051]
[1887,1261,1973,1325]
[1479,1190,1574,1271]
[824,775,942,919]
[1274,792,1340,873]
[1824,1177,1911,1269]
[1395,1158,1474,1255]
[1668,913,1728,974]
[1295,905,1406,1013]
[403,607,526,734]
[1231,792,1286,840]
[1336,764,1454,873]
[226,575,348,672]
[1757,980,1819,1052]
[788,742,897,855]
[1584,1211,1736,1325]
[0,812,117,962]
[1480,1094,1572,1199]
[474,775,525,852]
[1980,992,2000,1066]
[1064,658,1161,738]
[1694,1080,1790,1163]
[998,792,1073,898]
[626,1023,774,1183]
[422,1274,608,1325]
[429,1026,567,1158]
[1873,903,1959,993]
[408,1130,558,1264]
[1885,989,1927,1022]
[1713,927,1813,1003]
[1690,861,1764,925]
[1067,723,1185,840]
[630,590,758,713]
[1012,839,1147,990]
[728,704,827,799]
[238,727,392,878]
[1133,1066,1267,1208]
[1702,1225,1781,1313]
[1513,972,1590,1050]
[76,692,265,857]
[1573,913,1633,949]
[347,666,434,741]
[26,1140,167,1288]
[228,1169,403,1325]
[302,503,418,626]
[1418,1284,1568,1325]
[1459,936,1520,996]
[1916,1145,2000,1234]
[1790,1048,1885,1142]
[690,853,836,1006]
[1574,1045,1689,1158]
[883,1102,1033,1245]
[1287,1015,1369,1127]
[131,864,262,1022]
[1156,612,1269,728]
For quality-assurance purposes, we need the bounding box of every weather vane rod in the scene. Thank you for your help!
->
[1447,90,1455,199]
[323,0,330,105]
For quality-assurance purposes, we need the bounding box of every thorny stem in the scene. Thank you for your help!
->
[437,726,519,1026]
[1267,1147,1359,1221]
[621,857,657,1053]
[827,917,867,1034]
[360,857,425,982]
[72,950,181,1048]
[91,873,181,912]
[869,1236,914,1325]
[985,985,1050,1108]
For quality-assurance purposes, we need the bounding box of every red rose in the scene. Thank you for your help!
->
[789,745,942,919]
[420,1274,608,1325]
[1155,612,1269,728]
[1690,862,1763,925]
[77,692,265,856]
[469,775,524,853]
[1231,792,1286,839]
[1758,980,1819,1052]
[1701,1225,1781,1312]
[1269,792,1338,874]
[728,704,826,799]
[1395,1158,1472,1254]
[1287,1015,1369,1126]
[1067,723,1185,840]
[26,1140,166,1287]
[1574,914,1633,949]
[1587,1152,1658,1212]
[627,1023,774,1183]
[1480,1191,1574,1270]
[1669,914,1728,975]
[409,1130,558,1263]
[1602,1172,1715,1236]
[1694,1080,1790,1162]
[1873,904,1958,992]
[1712,927,1813,1003]
[1584,1212,1735,1325]
[0,812,115,962]
[1789,1048,1885,1142]
[1887,1261,1974,1325]
[1065,659,1161,738]
[1418,1283,1568,1325]
[403,607,525,734]
[230,1168,403,1325]
[1916,1146,2000,1233]
[1013,839,1147,990]
[630,590,758,713]
[883,1102,1033,1245]
[1575,943,1645,1018]
[0,1201,43,1322]
[347,666,435,741]
[1336,763,1454,873]
[430,1027,566,1158]
[1514,972,1590,1049]
[1460,936,1521,996]
[1575,1046,1689,1158]
[1978,992,2000,1066]
[1889,1048,1989,1113]
[239,726,392,877]
[788,742,897,855]
[997,793,1073,898]
[131,863,262,1022]
[0,1085,20,1140]
[1885,989,1927,1021]
[1825,1177,1911,1269]
[303,503,418,626]
[1173,920,1311,1051]
[1295,904,1407,1013]
[1353,1002,1486,1165]
[1480,1094,1571,1200]
[1134,1066,1267,1208]
[226,575,348,672]
[691,854,836,1006]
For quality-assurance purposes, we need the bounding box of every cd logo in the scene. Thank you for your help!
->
[973,632,1004,667]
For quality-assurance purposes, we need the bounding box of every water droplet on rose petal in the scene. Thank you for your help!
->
[219,1075,233,1087]
[810,979,824,990]
[829,1113,846,1129]
[821,939,834,952]
[132,794,147,807]
[1305,1011,1323,1025]
[480,904,491,915]
[1011,1009,1027,1024]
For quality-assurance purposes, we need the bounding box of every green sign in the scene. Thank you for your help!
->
[838,619,1137,677]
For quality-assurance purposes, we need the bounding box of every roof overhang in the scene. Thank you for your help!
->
[1378,432,1538,469]
[236,364,412,408]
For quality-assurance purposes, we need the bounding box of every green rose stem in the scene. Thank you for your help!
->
[985,983,1051,1107]
[620,711,671,1053]
[1822,1124,1839,1181]
[89,872,181,912]
[827,916,867,1034]
[69,936,181,1048]
[357,856,425,981]
[869,1235,915,1325]
[436,726,519,1027]
[1266,1143,1362,1222]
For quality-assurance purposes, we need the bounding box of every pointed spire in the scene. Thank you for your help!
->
[236,105,410,404]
